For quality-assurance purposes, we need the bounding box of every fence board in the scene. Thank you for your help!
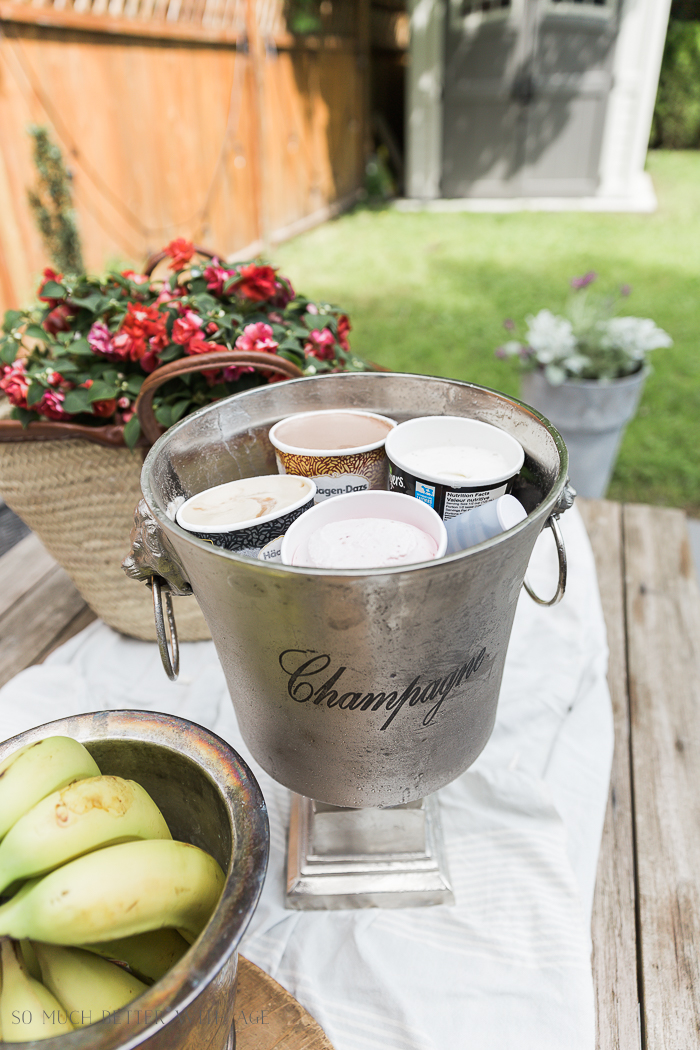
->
[0,0,365,310]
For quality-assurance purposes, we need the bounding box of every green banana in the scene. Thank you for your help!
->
[33,942,148,1027]
[0,839,225,945]
[0,775,172,894]
[0,936,74,1040]
[0,736,100,840]
[19,938,42,981]
[80,928,190,983]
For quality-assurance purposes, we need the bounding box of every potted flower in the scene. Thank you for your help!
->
[0,239,370,640]
[495,273,672,498]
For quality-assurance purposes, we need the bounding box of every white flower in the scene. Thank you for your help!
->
[525,310,577,364]
[600,317,673,356]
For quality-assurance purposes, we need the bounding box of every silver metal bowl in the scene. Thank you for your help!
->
[0,709,269,1050]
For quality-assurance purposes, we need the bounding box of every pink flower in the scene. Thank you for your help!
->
[172,310,203,345]
[304,328,336,362]
[223,364,256,382]
[570,271,597,290]
[503,318,515,331]
[234,322,279,354]
[203,263,236,297]
[88,322,114,357]
[36,388,69,421]
[620,284,632,297]
[0,361,30,408]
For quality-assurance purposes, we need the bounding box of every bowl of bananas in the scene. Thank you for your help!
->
[0,709,269,1049]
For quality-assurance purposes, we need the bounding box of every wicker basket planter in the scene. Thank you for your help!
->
[0,351,303,641]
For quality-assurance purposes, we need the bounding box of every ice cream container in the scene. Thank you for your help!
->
[385,415,525,519]
[176,475,316,556]
[280,489,448,568]
[444,494,528,555]
[268,409,397,501]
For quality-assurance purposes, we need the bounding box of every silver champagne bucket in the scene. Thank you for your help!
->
[128,373,573,814]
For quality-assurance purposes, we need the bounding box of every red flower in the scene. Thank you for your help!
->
[0,362,30,408]
[38,268,65,308]
[172,310,203,346]
[270,276,295,309]
[121,269,149,285]
[232,264,278,302]
[203,263,236,297]
[164,238,196,271]
[186,335,228,357]
[304,328,336,362]
[337,314,351,352]
[234,322,279,354]
[91,398,118,418]
[140,351,160,373]
[44,303,75,336]
[120,303,169,360]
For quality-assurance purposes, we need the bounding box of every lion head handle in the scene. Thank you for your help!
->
[122,499,193,597]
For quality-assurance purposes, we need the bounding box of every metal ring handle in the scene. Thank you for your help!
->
[151,577,180,680]
[524,515,567,607]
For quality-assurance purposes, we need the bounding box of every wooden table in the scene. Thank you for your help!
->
[1,499,699,1049]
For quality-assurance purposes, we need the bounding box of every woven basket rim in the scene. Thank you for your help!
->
[0,417,137,447]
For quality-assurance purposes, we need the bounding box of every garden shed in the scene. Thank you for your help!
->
[406,0,673,208]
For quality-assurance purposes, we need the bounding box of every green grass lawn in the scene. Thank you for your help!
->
[272,151,700,514]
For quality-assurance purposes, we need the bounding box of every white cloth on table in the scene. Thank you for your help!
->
[0,504,612,1050]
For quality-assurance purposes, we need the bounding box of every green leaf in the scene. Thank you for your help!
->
[69,292,107,312]
[62,388,94,414]
[170,399,192,423]
[26,381,46,407]
[68,338,95,357]
[0,340,17,364]
[24,324,48,342]
[277,348,305,366]
[158,345,181,363]
[14,407,38,427]
[154,404,172,428]
[2,310,24,333]
[40,280,66,299]
[125,374,145,395]
[87,381,118,402]
[123,414,142,449]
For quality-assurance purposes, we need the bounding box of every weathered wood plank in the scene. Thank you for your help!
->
[580,499,641,1050]
[0,531,57,619]
[0,563,88,689]
[623,504,700,1049]
[236,955,334,1050]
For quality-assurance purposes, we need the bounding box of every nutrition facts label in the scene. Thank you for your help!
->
[443,484,507,519]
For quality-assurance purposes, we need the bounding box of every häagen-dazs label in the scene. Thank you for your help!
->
[313,474,369,502]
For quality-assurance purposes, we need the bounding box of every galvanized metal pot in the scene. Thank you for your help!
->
[521,366,649,498]
[130,373,573,809]
[0,710,269,1050]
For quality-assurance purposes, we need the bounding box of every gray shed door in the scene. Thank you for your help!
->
[442,0,619,198]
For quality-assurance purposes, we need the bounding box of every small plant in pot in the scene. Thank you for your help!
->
[495,273,672,499]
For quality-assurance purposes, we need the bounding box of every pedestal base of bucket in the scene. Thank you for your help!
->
[285,794,454,909]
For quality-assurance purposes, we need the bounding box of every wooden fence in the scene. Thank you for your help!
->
[0,0,370,310]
